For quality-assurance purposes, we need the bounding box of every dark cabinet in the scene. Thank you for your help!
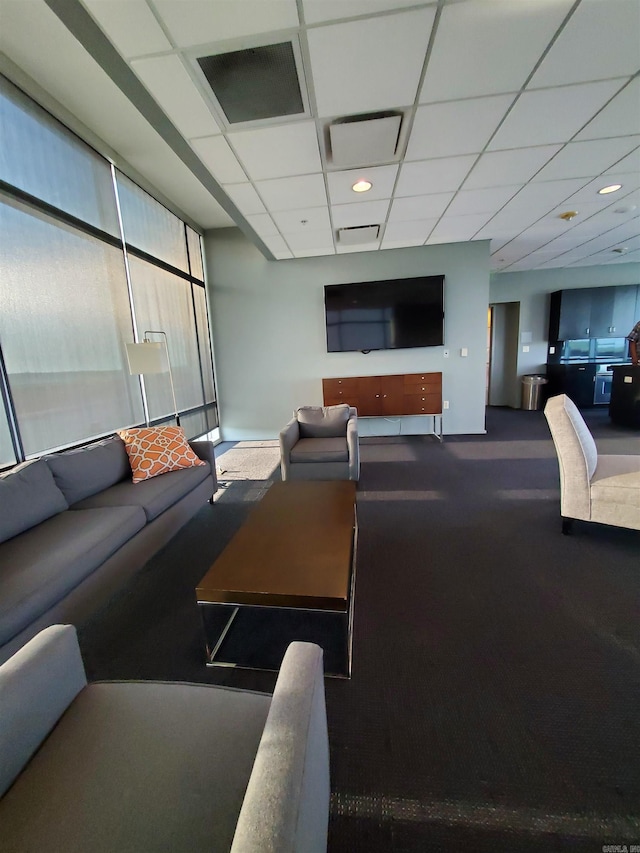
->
[609,365,640,428]
[550,289,592,339]
[549,285,639,341]
[591,285,638,337]
[546,363,596,408]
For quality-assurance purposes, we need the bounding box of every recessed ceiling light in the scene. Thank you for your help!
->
[598,184,622,195]
[352,180,372,193]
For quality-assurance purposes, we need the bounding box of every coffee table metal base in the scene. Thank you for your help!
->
[196,481,358,679]
[199,599,353,678]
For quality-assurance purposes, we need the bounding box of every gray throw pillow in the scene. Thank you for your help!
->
[44,436,131,505]
[0,459,69,544]
[296,404,351,438]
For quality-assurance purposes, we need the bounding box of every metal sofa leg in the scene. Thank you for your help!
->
[561,517,573,535]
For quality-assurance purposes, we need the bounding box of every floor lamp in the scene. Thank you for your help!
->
[125,331,180,426]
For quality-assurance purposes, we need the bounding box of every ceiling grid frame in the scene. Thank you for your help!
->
[1,0,637,268]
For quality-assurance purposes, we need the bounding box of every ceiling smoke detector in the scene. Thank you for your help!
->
[612,247,629,254]
[559,211,578,221]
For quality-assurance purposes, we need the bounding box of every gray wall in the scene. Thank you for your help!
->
[489,262,640,405]
[204,228,491,439]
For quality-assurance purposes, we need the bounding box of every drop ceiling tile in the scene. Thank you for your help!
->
[475,178,590,237]
[336,241,380,254]
[604,146,640,177]
[463,146,561,190]
[427,215,491,245]
[575,77,640,141]
[396,156,477,196]
[190,135,247,183]
[388,193,453,223]
[488,80,627,151]
[152,0,299,48]
[271,206,331,233]
[228,122,321,180]
[331,199,391,228]
[245,213,280,238]
[381,219,436,249]
[262,233,294,258]
[327,165,398,205]
[255,174,327,211]
[528,0,640,88]
[447,186,521,216]
[283,229,335,251]
[307,7,436,117]
[82,0,172,58]
[303,0,422,25]
[547,199,630,225]
[224,183,266,215]
[562,174,640,206]
[421,0,573,103]
[533,137,640,182]
[407,95,515,160]
[571,218,640,253]
[294,248,336,258]
[131,54,221,138]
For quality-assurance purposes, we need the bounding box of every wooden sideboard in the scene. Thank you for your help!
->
[322,372,443,439]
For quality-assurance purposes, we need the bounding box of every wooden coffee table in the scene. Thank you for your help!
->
[196,480,358,677]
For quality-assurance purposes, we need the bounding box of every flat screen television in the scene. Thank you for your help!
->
[324,275,444,353]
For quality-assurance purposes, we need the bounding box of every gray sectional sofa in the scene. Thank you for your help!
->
[0,625,330,852]
[0,435,217,664]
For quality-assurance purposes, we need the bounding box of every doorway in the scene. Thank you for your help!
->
[488,302,520,408]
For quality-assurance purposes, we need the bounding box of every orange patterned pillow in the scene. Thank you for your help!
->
[117,426,205,484]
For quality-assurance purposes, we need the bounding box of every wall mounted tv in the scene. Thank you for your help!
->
[324,275,444,353]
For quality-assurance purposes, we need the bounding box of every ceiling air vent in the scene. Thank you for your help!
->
[338,225,380,245]
[197,42,304,124]
[329,113,402,168]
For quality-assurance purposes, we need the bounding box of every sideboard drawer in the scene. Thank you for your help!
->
[402,394,442,415]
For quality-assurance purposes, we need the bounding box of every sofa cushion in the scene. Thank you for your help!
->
[44,436,131,505]
[290,437,349,464]
[0,681,271,853]
[0,460,68,545]
[118,426,205,483]
[590,454,640,529]
[0,506,146,647]
[72,463,211,522]
[296,404,350,439]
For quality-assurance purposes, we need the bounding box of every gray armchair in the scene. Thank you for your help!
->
[0,625,330,852]
[280,404,360,481]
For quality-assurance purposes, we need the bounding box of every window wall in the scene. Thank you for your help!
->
[0,75,217,468]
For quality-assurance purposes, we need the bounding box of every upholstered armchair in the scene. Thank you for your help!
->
[279,404,359,482]
[544,393,640,534]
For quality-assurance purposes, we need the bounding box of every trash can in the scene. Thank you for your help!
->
[521,374,548,410]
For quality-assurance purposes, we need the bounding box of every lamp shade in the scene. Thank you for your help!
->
[125,342,166,375]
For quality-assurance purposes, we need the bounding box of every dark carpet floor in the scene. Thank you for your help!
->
[78,407,640,852]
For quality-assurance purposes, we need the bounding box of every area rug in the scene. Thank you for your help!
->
[78,409,640,852]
